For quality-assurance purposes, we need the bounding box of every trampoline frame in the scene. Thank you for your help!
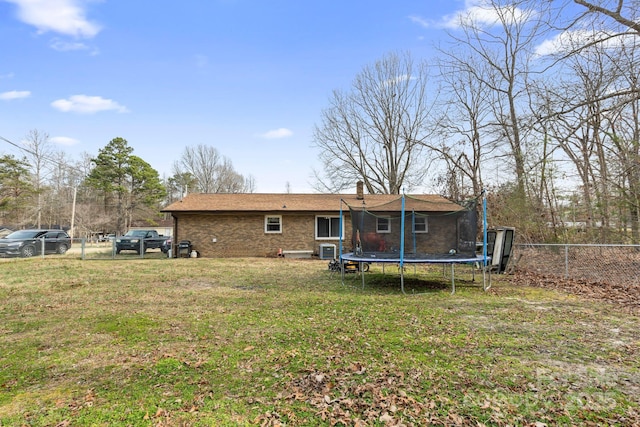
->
[338,191,491,295]
[340,252,490,294]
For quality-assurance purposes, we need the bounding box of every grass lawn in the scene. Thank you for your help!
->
[1,257,639,426]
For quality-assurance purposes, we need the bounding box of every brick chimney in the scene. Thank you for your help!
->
[356,181,364,200]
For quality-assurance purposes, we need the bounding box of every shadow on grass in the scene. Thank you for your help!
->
[340,272,451,294]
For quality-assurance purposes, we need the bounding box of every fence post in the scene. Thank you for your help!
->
[81,238,86,260]
[564,244,569,279]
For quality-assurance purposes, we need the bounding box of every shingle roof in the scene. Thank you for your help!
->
[162,193,466,213]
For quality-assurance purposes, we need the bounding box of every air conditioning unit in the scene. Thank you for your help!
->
[319,243,336,260]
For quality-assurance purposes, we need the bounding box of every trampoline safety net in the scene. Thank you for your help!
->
[345,195,478,260]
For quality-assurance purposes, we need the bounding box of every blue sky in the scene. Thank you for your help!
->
[0,0,569,193]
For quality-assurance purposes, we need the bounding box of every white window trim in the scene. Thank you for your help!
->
[264,215,282,234]
[377,216,391,233]
[413,217,428,233]
[315,215,344,240]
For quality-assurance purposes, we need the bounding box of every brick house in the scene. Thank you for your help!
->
[161,185,470,258]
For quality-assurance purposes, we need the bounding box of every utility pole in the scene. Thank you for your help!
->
[70,186,77,239]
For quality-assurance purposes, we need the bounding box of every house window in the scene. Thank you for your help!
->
[377,216,391,233]
[316,216,342,239]
[413,216,428,233]
[265,215,282,233]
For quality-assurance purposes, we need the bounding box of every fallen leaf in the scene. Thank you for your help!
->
[379,412,393,423]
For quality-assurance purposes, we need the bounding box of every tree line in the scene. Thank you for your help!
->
[0,135,253,237]
[314,0,640,244]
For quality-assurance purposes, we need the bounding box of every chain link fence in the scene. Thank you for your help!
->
[67,238,169,260]
[512,244,640,288]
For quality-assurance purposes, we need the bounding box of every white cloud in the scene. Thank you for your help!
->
[51,95,129,114]
[413,0,531,30]
[258,128,293,139]
[49,38,98,54]
[383,74,415,88]
[4,0,101,38]
[50,136,79,146]
[535,31,581,56]
[0,90,31,100]
[535,28,637,56]
[408,15,432,29]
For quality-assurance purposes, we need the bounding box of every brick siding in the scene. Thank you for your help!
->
[171,212,465,258]
[173,213,353,258]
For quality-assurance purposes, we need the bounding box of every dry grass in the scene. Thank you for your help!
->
[1,257,639,426]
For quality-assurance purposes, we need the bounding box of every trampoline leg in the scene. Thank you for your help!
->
[451,263,455,294]
[483,267,492,291]
[401,266,406,294]
[360,262,365,289]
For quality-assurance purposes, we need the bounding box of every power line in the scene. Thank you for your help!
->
[0,134,82,173]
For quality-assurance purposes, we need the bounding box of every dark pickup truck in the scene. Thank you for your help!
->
[115,230,169,254]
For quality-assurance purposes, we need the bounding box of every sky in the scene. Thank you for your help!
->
[0,0,578,193]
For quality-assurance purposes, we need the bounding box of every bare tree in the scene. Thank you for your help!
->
[72,153,105,237]
[540,24,640,242]
[313,51,436,194]
[432,52,494,199]
[540,1,640,107]
[22,129,58,228]
[445,0,547,201]
[542,71,610,236]
[172,144,253,193]
[243,175,256,193]
[43,151,74,233]
[573,0,640,34]
[602,41,640,242]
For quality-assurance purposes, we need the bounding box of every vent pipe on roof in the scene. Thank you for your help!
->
[356,181,364,200]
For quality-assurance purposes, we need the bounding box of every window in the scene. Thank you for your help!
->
[316,216,342,239]
[265,215,282,233]
[44,231,62,239]
[413,216,428,233]
[377,216,390,233]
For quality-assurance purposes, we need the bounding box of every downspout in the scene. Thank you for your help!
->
[172,214,178,258]
[339,200,344,261]
[412,209,417,255]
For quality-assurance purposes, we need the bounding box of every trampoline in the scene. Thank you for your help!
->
[340,251,489,294]
[337,192,490,294]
